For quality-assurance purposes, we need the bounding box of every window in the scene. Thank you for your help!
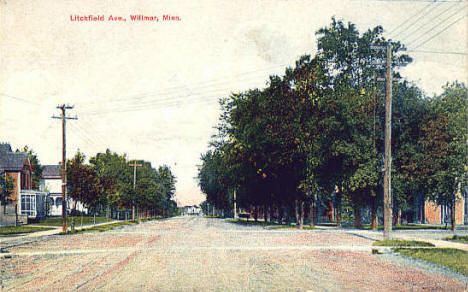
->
[56,198,62,207]
[20,194,35,216]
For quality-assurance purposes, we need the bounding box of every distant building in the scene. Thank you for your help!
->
[183,205,201,215]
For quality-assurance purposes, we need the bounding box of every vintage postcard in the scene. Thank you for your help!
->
[0,0,467,291]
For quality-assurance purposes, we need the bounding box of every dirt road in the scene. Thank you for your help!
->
[1,216,466,291]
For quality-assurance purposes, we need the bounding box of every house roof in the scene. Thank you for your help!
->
[0,151,29,172]
[42,165,62,178]
[0,143,13,153]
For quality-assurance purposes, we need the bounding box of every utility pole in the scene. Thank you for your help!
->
[128,160,142,221]
[383,44,393,239]
[371,44,393,239]
[52,104,77,233]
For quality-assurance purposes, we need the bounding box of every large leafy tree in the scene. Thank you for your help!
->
[315,17,412,228]
[67,151,111,213]
[417,82,467,230]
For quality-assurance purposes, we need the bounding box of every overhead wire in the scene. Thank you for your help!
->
[404,2,466,47]
[409,13,467,49]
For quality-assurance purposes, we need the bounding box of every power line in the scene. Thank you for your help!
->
[409,13,466,49]
[397,1,457,43]
[0,93,41,106]
[406,49,467,55]
[76,63,287,109]
[387,1,435,37]
[405,3,466,47]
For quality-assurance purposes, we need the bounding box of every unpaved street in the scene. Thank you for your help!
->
[1,217,466,291]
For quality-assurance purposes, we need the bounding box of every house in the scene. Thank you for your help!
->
[183,205,201,215]
[40,165,63,216]
[423,190,467,225]
[40,165,88,216]
[0,143,47,225]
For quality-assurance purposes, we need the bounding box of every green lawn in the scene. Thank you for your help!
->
[227,218,315,229]
[394,248,468,276]
[34,216,113,226]
[354,224,456,230]
[227,218,283,227]
[373,239,434,247]
[0,225,55,236]
[61,217,164,234]
[443,235,468,244]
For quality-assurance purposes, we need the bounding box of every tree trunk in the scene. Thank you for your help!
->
[464,186,468,225]
[254,206,258,222]
[451,198,456,232]
[353,203,362,229]
[309,200,314,228]
[295,200,299,227]
[335,192,342,227]
[278,206,283,225]
[393,208,401,225]
[265,205,270,222]
[371,196,377,230]
[269,205,274,223]
[299,201,304,229]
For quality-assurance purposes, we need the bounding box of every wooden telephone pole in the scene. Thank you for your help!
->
[52,104,77,233]
[128,160,142,221]
[371,44,393,239]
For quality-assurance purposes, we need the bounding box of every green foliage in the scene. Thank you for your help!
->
[443,235,468,244]
[0,175,14,205]
[0,225,54,236]
[17,146,43,189]
[373,239,434,247]
[65,149,177,216]
[34,216,113,226]
[197,17,466,228]
[394,248,468,276]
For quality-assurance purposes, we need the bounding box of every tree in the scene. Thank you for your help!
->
[67,151,111,214]
[417,82,467,230]
[0,174,14,213]
[17,146,43,189]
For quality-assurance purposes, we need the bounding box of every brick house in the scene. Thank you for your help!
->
[0,143,32,225]
[424,190,467,225]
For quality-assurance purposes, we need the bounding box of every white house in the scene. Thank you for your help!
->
[183,205,201,215]
[40,165,88,216]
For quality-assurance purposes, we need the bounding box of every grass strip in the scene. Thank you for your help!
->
[373,239,434,247]
[34,216,113,226]
[61,217,164,235]
[0,225,55,236]
[443,235,468,244]
[394,248,468,276]
[227,218,283,227]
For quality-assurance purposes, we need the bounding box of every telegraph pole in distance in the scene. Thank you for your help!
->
[383,44,393,239]
[371,44,393,239]
[128,160,142,221]
[52,104,77,233]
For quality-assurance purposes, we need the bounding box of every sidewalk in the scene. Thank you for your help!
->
[340,228,468,251]
[0,220,120,244]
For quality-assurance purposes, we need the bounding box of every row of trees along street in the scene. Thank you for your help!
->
[197,18,467,230]
[67,149,178,219]
[0,147,178,220]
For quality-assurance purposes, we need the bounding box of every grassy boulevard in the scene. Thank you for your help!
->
[228,218,468,276]
[0,225,55,236]
[1,216,165,236]
[60,217,164,235]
